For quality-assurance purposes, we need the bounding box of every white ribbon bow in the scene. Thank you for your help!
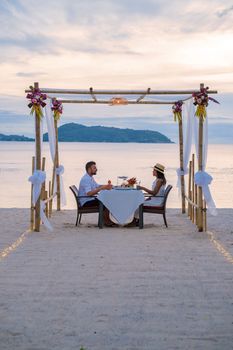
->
[55,165,67,207]
[28,170,46,204]
[194,171,217,216]
[28,170,53,231]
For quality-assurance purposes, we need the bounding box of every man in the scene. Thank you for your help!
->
[79,161,112,208]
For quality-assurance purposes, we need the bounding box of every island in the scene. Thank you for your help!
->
[0,134,34,142]
[43,123,173,143]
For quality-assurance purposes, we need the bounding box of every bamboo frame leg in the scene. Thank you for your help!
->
[188,160,192,219]
[192,153,195,223]
[41,157,46,202]
[49,181,52,217]
[195,184,198,225]
[203,200,207,232]
[34,82,41,232]
[197,84,204,231]
[30,156,35,230]
[45,191,48,218]
[54,120,61,211]
[178,115,185,213]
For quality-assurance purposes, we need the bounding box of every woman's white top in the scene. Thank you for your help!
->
[144,178,166,206]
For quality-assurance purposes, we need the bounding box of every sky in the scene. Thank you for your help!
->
[0,0,233,143]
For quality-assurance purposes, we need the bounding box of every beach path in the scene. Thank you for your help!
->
[0,209,233,350]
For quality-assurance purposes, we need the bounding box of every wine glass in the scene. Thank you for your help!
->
[117,176,128,187]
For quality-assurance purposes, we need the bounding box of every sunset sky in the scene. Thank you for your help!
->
[0,0,233,142]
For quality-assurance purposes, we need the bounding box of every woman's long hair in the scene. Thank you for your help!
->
[157,171,166,185]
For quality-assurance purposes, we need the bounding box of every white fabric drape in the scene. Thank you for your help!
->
[45,101,56,161]
[193,113,208,170]
[176,99,193,193]
[28,170,53,231]
[194,171,217,216]
[44,102,66,207]
[193,112,217,216]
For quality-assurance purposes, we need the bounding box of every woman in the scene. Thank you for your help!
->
[128,163,166,226]
[138,163,166,206]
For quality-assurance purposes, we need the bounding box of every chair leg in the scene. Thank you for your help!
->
[79,214,82,224]
[75,211,79,226]
[98,202,104,229]
[163,213,168,227]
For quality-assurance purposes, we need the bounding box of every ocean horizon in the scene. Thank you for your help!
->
[0,142,232,209]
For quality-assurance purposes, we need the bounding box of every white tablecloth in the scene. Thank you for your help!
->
[98,189,144,225]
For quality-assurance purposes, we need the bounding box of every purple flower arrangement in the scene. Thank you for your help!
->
[192,87,219,119]
[172,100,183,122]
[51,98,63,120]
[26,88,47,119]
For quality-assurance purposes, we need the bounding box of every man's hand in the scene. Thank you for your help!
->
[101,183,113,190]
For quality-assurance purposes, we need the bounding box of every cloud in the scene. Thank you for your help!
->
[16,71,47,77]
[0,0,233,145]
[217,5,233,17]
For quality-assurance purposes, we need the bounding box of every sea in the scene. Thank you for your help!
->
[0,142,232,209]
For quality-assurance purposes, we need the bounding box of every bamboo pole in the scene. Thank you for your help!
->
[49,180,52,217]
[178,114,186,213]
[41,157,46,201]
[30,156,35,231]
[203,200,207,232]
[51,160,56,213]
[59,100,180,105]
[192,153,195,223]
[34,82,41,232]
[54,119,61,211]
[197,83,204,232]
[188,160,192,219]
[195,184,198,225]
[45,191,48,218]
[25,88,218,95]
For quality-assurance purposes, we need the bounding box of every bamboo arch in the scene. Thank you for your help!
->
[25,82,218,232]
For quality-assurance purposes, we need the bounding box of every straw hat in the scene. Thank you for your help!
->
[153,163,165,174]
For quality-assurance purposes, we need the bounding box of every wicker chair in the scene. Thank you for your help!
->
[69,185,103,228]
[142,185,173,228]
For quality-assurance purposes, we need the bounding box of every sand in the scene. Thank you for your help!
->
[0,208,233,349]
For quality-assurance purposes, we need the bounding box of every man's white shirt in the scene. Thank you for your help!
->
[78,173,100,206]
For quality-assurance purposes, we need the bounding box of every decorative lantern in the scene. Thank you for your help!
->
[109,97,128,106]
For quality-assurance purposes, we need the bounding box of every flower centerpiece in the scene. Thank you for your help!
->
[26,88,47,119]
[193,86,219,120]
[127,177,137,187]
[172,100,183,122]
[51,98,63,121]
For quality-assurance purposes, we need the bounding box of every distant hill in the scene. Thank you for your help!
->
[0,133,34,141]
[43,123,173,143]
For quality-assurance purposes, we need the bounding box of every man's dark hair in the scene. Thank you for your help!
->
[85,161,96,172]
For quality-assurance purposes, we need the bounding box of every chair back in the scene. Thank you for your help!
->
[69,185,80,208]
[162,185,173,209]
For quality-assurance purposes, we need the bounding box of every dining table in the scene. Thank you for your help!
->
[97,187,145,228]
